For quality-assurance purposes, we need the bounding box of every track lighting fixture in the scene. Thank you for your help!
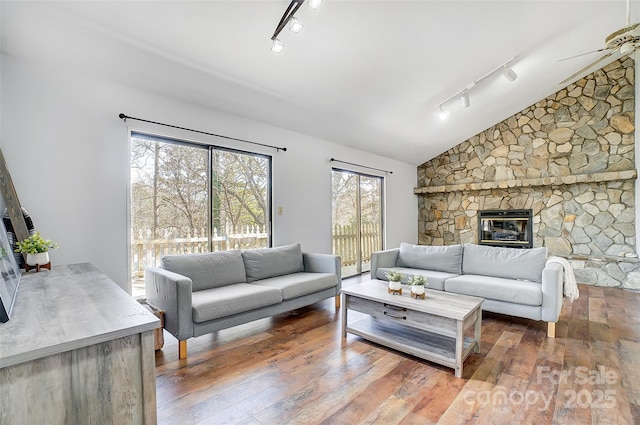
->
[270,0,321,53]
[436,58,517,119]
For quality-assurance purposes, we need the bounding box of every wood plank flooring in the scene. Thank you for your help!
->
[153,278,640,425]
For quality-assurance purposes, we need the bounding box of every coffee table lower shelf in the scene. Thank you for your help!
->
[346,317,478,374]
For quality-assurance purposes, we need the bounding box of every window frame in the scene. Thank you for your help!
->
[127,130,273,294]
[331,167,385,277]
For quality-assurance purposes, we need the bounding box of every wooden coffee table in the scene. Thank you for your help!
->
[341,280,483,378]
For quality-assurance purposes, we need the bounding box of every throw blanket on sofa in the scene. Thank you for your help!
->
[546,256,579,302]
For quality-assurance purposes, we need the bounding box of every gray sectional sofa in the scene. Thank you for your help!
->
[371,243,564,337]
[145,243,341,358]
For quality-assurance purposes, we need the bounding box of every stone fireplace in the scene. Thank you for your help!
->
[415,58,639,289]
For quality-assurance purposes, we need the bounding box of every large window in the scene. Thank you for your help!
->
[130,133,271,296]
[332,169,383,278]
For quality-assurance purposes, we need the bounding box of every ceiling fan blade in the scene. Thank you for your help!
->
[559,47,607,62]
[559,50,617,86]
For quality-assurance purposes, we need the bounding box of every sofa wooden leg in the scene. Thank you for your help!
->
[547,322,556,338]
[179,340,187,359]
[335,295,341,308]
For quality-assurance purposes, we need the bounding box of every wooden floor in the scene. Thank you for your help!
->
[153,277,640,425]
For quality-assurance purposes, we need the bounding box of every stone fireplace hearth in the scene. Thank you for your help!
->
[415,58,639,289]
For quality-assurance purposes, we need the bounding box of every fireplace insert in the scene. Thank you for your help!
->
[478,209,533,249]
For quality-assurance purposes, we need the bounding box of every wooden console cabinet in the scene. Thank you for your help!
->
[0,263,160,425]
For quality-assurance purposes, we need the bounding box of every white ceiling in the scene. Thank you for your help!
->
[2,1,638,165]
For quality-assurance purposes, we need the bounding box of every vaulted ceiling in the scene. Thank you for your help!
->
[2,1,637,164]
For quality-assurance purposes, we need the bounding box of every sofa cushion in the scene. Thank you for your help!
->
[242,243,304,283]
[191,283,283,322]
[375,267,456,291]
[396,243,463,274]
[462,244,547,282]
[445,274,542,306]
[253,272,338,300]
[161,250,246,291]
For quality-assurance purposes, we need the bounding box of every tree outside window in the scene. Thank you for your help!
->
[130,134,271,296]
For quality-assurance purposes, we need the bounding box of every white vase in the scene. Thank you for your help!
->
[26,252,49,266]
[411,285,425,295]
[388,281,402,291]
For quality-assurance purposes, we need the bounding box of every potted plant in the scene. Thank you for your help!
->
[408,275,427,299]
[385,269,403,295]
[15,232,59,267]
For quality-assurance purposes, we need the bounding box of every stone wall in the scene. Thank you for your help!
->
[415,58,640,289]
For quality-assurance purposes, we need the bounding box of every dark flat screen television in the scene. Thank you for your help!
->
[0,217,21,322]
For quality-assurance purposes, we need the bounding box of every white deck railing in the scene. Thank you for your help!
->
[131,224,381,283]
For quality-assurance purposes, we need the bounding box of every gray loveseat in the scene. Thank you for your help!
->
[371,243,563,337]
[145,243,341,358]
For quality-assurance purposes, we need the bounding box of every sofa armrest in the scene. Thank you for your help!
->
[370,248,400,280]
[541,262,563,322]
[145,267,194,341]
[303,252,342,283]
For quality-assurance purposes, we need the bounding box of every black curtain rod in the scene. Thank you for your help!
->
[330,158,393,174]
[118,113,287,152]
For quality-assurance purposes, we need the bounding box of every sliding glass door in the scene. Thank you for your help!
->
[332,169,383,278]
[130,133,271,297]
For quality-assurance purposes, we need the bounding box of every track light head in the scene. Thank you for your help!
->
[289,17,303,33]
[308,0,322,10]
[502,66,517,82]
[460,91,470,108]
[271,38,284,53]
[437,106,450,120]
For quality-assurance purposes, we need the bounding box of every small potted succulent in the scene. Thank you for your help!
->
[15,232,59,267]
[408,275,427,299]
[385,269,403,295]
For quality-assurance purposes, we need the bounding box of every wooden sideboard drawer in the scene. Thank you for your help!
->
[345,293,457,337]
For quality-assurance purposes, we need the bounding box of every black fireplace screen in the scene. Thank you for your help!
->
[478,209,533,249]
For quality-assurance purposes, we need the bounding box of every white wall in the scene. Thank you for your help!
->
[0,54,417,291]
